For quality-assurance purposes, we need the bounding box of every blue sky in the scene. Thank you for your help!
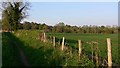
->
[23,2,118,26]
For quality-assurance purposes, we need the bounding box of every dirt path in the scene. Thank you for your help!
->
[12,41,30,66]
[6,34,30,66]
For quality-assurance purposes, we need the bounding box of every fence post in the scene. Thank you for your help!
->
[50,36,52,43]
[91,43,94,62]
[43,33,46,42]
[53,36,55,47]
[78,40,82,58]
[61,37,65,51]
[96,43,99,67]
[39,32,43,41]
[58,40,60,45]
[107,38,112,67]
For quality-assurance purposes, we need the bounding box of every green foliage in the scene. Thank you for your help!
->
[23,21,31,30]
[2,30,119,66]
[13,22,119,34]
[2,2,29,31]
[2,32,23,66]
[2,30,95,66]
[46,33,119,64]
[14,30,95,66]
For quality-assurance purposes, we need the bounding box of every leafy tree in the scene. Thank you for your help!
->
[23,21,31,30]
[52,26,57,33]
[55,22,65,33]
[64,25,72,33]
[1,2,30,31]
[31,22,39,30]
[41,23,49,32]
[0,19,2,30]
[18,23,23,29]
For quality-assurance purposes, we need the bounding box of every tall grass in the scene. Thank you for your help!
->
[2,30,119,66]
[2,32,23,66]
[2,30,94,66]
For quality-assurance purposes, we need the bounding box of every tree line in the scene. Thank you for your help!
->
[1,2,119,34]
[4,21,119,34]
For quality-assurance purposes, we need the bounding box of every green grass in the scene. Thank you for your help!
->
[0,33,2,67]
[2,32,23,66]
[2,30,119,66]
[46,33,119,64]
[2,30,95,66]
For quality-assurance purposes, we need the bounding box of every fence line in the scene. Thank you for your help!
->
[39,33,114,66]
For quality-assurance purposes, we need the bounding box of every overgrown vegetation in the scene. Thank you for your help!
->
[2,31,95,66]
[2,32,23,66]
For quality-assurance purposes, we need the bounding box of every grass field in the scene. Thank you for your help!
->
[47,33,119,64]
[2,30,119,66]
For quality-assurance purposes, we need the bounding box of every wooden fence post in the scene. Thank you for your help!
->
[61,37,65,51]
[50,36,52,43]
[96,43,99,67]
[53,36,55,47]
[78,40,82,59]
[39,32,43,41]
[91,43,94,62]
[58,40,60,45]
[107,38,112,67]
[43,33,46,42]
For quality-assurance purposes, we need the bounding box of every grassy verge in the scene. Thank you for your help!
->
[13,30,94,66]
[2,32,23,66]
[3,30,119,66]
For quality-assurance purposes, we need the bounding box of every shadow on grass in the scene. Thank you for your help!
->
[2,32,65,66]
[2,32,23,66]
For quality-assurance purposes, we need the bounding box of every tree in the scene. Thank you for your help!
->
[52,26,57,33]
[0,20,2,30]
[55,22,65,33]
[64,25,72,33]
[2,6,11,31]
[23,21,31,30]
[31,22,39,30]
[42,23,49,32]
[38,23,43,30]
[1,2,30,31]
[18,23,23,29]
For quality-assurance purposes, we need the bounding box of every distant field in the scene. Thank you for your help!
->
[2,30,119,66]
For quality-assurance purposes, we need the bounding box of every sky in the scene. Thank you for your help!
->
[23,2,118,26]
[20,2,118,26]
[0,0,119,2]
